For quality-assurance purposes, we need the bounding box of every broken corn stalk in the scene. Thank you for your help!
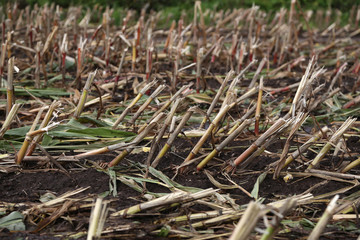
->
[73,71,97,119]
[183,104,232,164]
[197,119,251,171]
[233,118,287,166]
[112,80,157,129]
[308,118,356,169]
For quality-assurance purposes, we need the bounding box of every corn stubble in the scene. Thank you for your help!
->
[1,1,359,239]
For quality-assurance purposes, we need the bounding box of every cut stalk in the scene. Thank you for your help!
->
[199,70,234,129]
[164,20,176,53]
[197,119,251,171]
[282,126,329,170]
[111,188,217,217]
[308,195,339,240]
[274,113,308,179]
[15,107,44,164]
[341,157,360,173]
[145,42,154,82]
[146,98,182,166]
[229,201,263,240]
[131,39,136,72]
[0,103,20,139]
[233,118,287,166]
[34,42,42,88]
[183,104,232,164]
[108,113,165,167]
[0,41,8,84]
[74,37,87,89]
[15,121,60,165]
[254,76,263,136]
[196,47,204,93]
[308,118,356,169]
[60,34,68,87]
[112,80,157,129]
[227,104,256,134]
[6,57,14,117]
[128,84,166,126]
[113,47,128,96]
[138,83,192,133]
[260,199,297,240]
[248,58,266,89]
[26,101,61,156]
[151,107,196,168]
[289,56,315,116]
[87,198,108,240]
[73,71,97,119]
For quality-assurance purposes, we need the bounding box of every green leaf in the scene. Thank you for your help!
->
[0,211,26,231]
[77,116,112,127]
[158,225,171,237]
[0,140,23,151]
[46,131,99,140]
[4,126,31,137]
[39,192,57,203]
[68,127,135,138]
[108,167,118,197]
[251,172,268,200]
[300,218,315,228]
[98,191,110,198]
[65,119,89,130]
[47,74,71,85]
[147,166,202,193]
[0,88,71,97]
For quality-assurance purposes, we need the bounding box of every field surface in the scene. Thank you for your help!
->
[0,2,360,239]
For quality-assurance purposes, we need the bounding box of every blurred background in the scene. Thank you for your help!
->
[7,0,359,12]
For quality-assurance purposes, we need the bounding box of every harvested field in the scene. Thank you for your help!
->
[0,1,360,239]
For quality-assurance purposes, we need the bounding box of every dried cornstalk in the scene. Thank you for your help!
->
[41,25,58,56]
[0,103,20,139]
[15,122,60,165]
[308,195,339,240]
[128,84,166,126]
[273,112,308,178]
[287,0,296,46]
[308,118,356,169]
[26,101,61,156]
[74,37,87,89]
[6,57,14,117]
[108,113,165,167]
[290,56,315,116]
[229,201,263,240]
[152,107,197,168]
[197,119,251,171]
[164,20,176,53]
[227,104,256,134]
[183,104,233,164]
[111,188,217,217]
[87,198,108,240]
[196,47,204,93]
[113,80,157,129]
[233,118,287,166]
[34,41,42,88]
[341,157,360,173]
[281,126,329,170]
[60,34,68,86]
[248,58,266,88]
[260,199,297,240]
[200,70,235,129]
[73,71,97,119]
[146,98,181,165]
